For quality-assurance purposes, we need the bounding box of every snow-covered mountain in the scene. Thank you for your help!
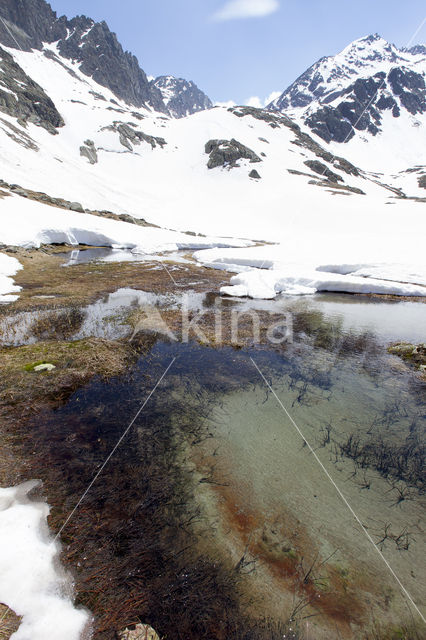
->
[0,0,212,117]
[0,4,425,302]
[269,35,426,170]
[152,76,213,118]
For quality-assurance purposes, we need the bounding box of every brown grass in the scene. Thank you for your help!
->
[0,605,20,640]
[1,248,229,312]
[0,337,134,421]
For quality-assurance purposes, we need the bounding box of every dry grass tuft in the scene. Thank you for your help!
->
[0,605,20,640]
[0,337,134,420]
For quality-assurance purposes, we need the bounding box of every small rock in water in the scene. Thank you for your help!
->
[33,363,56,372]
[119,624,160,640]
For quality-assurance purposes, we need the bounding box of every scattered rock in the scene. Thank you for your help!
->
[119,623,160,640]
[33,363,56,372]
[388,342,426,371]
[228,106,360,176]
[80,140,98,164]
[0,177,155,227]
[102,122,166,152]
[249,169,261,179]
[205,138,261,169]
[418,174,426,189]
[304,160,343,183]
[69,202,84,213]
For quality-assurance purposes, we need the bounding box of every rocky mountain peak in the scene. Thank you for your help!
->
[0,0,212,116]
[268,34,426,144]
[152,76,213,118]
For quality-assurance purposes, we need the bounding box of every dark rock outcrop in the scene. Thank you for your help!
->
[305,69,425,143]
[0,45,64,133]
[56,17,166,112]
[101,122,167,152]
[152,76,212,118]
[229,105,299,132]
[205,139,261,169]
[305,106,355,143]
[228,106,361,177]
[0,0,63,49]
[304,160,343,183]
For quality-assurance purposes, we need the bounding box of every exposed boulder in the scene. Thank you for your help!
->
[249,169,261,179]
[418,175,426,189]
[205,138,261,169]
[80,140,98,164]
[69,202,84,213]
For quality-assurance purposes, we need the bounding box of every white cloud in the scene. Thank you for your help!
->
[245,90,281,108]
[246,96,263,108]
[212,0,280,22]
[264,90,281,105]
[214,99,237,108]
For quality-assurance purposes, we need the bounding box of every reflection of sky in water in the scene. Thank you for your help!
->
[57,247,191,266]
[1,287,425,346]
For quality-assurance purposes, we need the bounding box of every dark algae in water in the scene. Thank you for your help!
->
[2,297,426,639]
[14,343,299,639]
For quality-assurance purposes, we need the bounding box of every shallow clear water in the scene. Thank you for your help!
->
[4,292,426,637]
[56,247,191,266]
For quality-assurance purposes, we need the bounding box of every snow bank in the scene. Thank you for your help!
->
[0,195,251,253]
[0,252,22,303]
[194,247,426,298]
[220,267,426,298]
[0,481,91,640]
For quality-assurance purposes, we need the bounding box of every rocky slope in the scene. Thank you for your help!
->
[269,34,426,148]
[0,44,63,133]
[0,0,211,115]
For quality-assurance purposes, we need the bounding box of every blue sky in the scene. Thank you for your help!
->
[49,1,425,104]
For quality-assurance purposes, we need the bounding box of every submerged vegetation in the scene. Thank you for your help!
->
[0,252,425,640]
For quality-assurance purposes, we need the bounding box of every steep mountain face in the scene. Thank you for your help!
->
[269,35,426,146]
[152,76,213,118]
[0,45,64,133]
[0,0,211,115]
